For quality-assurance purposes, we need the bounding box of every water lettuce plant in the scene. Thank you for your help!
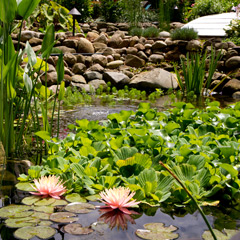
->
[17,101,240,210]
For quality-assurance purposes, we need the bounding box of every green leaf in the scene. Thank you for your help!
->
[202,229,239,240]
[41,24,55,57]
[114,147,138,160]
[58,81,65,101]
[138,169,157,188]
[0,0,17,23]
[65,193,86,203]
[23,72,32,93]
[56,53,64,84]
[17,0,41,20]
[220,164,238,178]
[35,131,51,141]
[65,202,95,214]
[15,182,35,191]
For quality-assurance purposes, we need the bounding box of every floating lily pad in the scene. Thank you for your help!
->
[64,223,94,235]
[15,182,35,192]
[136,223,179,240]
[85,194,100,202]
[65,202,95,214]
[22,196,41,205]
[5,217,39,228]
[202,229,239,240]
[34,206,54,214]
[50,212,78,223]
[91,221,108,234]
[32,212,50,220]
[65,193,87,203]
[51,199,68,206]
[38,220,53,226]
[14,226,56,240]
[0,205,32,219]
[34,198,56,206]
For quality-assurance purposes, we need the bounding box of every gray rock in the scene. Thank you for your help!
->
[126,47,138,55]
[32,45,41,52]
[84,71,103,81]
[70,82,92,92]
[129,36,139,47]
[72,75,86,84]
[222,78,240,95]
[119,39,130,48]
[20,31,40,42]
[47,64,56,73]
[225,56,240,69]
[149,54,164,63]
[93,42,107,51]
[102,47,116,56]
[159,31,170,38]
[108,34,123,48]
[40,71,58,86]
[232,91,240,99]
[89,79,107,90]
[62,39,78,49]
[117,23,130,31]
[76,54,85,64]
[72,63,87,74]
[125,54,145,68]
[86,32,99,42]
[103,72,130,87]
[29,38,43,46]
[64,67,74,76]
[152,40,167,50]
[137,51,148,61]
[56,46,76,54]
[92,54,108,67]
[88,63,104,73]
[93,33,108,44]
[106,60,124,69]
[226,49,238,60]
[134,43,145,51]
[186,40,202,51]
[77,38,95,53]
[112,53,121,60]
[130,68,178,90]
[63,53,77,66]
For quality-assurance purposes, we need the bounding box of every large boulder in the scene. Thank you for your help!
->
[77,38,95,53]
[222,78,240,95]
[130,68,178,90]
[103,72,130,87]
[125,54,145,68]
[225,56,240,69]
[20,31,41,42]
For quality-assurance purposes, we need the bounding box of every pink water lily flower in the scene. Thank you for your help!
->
[30,175,67,199]
[99,187,141,214]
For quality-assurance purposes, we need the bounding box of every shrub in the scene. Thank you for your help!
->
[170,27,198,41]
[129,27,143,37]
[100,0,123,22]
[142,26,159,38]
[223,37,240,46]
[224,19,240,38]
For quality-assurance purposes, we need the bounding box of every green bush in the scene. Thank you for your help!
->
[170,27,198,41]
[129,27,143,37]
[100,0,123,22]
[223,37,240,46]
[142,26,159,38]
[224,19,240,38]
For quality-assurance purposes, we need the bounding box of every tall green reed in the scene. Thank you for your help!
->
[174,48,222,96]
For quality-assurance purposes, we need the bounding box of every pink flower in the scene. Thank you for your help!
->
[30,175,66,199]
[99,187,141,214]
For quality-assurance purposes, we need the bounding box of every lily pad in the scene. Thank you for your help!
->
[22,196,41,205]
[64,223,94,235]
[15,182,35,192]
[34,206,54,213]
[5,217,39,228]
[32,212,50,220]
[65,202,95,214]
[85,194,100,202]
[14,226,56,240]
[91,221,108,234]
[34,198,56,206]
[136,223,179,240]
[65,193,87,203]
[38,220,53,226]
[0,205,32,219]
[50,212,78,223]
[51,199,68,206]
[202,229,239,240]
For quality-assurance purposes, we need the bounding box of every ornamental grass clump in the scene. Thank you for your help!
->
[170,27,198,41]
[99,187,140,214]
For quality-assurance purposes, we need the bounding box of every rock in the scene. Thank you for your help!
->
[89,79,107,90]
[64,75,72,86]
[144,43,152,49]
[92,54,108,67]
[77,38,95,53]
[130,68,178,90]
[93,33,108,44]
[62,39,78,49]
[64,67,74,76]
[84,71,103,81]
[159,31,170,38]
[97,22,108,30]
[125,54,145,68]
[108,34,123,48]
[102,47,116,56]
[20,31,40,42]
[32,45,41,52]
[112,53,121,60]
[63,53,77,66]
[88,64,104,73]
[149,54,164,63]
[106,60,124,69]
[119,39,130,48]
[76,54,85,64]
[107,55,114,63]
[215,42,228,50]
[103,72,130,87]
[226,49,238,60]
[126,47,138,55]
[40,71,58,86]
[86,32,99,42]
[70,82,92,92]
[225,56,240,69]
[152,40,167,50]
[129,36,139,47]
[72,75,87,84]
[165,50,182,61]
[72,63,87,74]
[134,43,145,51]
[29,38,43,46]
[117,23,130,31]
[47,64,56,73]
[56,46,76,54]
[222,78,240,95]
[170,22,185,29]
[93,42,107,51]
[186,40,202,51]
[137,51,148,61]
[85,56,93,68]
[232,91,240,99]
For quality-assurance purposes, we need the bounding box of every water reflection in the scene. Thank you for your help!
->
[98,209,137,230]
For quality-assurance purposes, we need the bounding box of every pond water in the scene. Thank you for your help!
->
[0,94,240,240]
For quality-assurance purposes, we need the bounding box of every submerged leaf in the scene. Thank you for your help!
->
[202,228,239,240]
[34,206,54,214]
[65,202,95,214]
[0,205,32,219]
[136,222,178,240]
[50,212,78,223]
[5,217,39,228]
[64,223,94,235]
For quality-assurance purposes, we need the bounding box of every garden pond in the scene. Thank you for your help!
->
[1,94,240,240]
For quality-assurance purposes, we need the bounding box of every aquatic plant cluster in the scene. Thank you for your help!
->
[18,101,240,209]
